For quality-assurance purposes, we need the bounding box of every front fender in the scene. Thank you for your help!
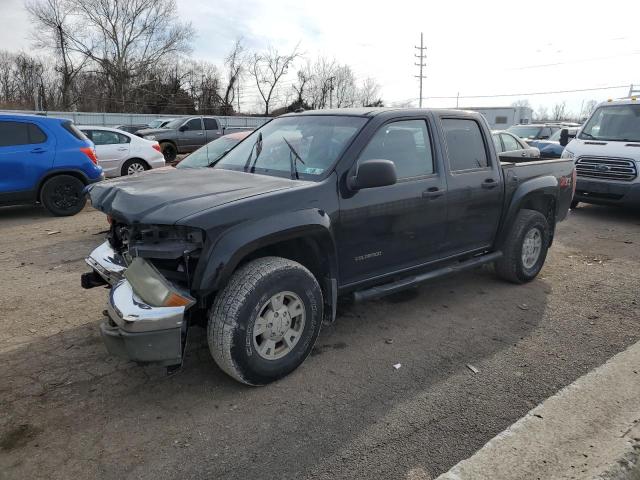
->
[192,208,337,296]
[496,175,558,249]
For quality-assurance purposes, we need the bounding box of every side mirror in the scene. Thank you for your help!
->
[559,128,569,147]
[347,159,397,190]
[178,125,188,132]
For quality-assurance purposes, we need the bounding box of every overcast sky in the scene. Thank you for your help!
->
[1,0,638,115]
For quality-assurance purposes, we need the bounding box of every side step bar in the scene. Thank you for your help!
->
[353,251,503,302]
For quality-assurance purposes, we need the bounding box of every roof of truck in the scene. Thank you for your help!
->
[283,107,477,117]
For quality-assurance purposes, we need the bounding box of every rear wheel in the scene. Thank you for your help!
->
[121,158,148,176]
[160,142,177,163]
[40,175,86,216]
[208,257,323,386]
[495,209,551,284]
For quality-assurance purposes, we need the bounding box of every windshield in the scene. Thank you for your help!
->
[177,136,241,169]
[148,119,166,129]
[214,115,367,179]
[548,128,577,141]
[507,126,542,139]
[579,104,640,142]
[164,118,186,129]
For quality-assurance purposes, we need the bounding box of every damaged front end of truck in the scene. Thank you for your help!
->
[82,218,204,371]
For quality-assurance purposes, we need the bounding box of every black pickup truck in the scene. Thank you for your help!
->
[82,108,575,385]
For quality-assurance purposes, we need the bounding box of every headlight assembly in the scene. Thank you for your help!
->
[124,257,195,307]
[561,149,575,160]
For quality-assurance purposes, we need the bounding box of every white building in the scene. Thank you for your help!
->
[463,106,533,129]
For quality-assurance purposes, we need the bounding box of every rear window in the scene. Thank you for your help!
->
[62,121,89,141]
[0,121,48,147]
[442,118,489,171]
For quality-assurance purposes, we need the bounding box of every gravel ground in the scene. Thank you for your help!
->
[0,203,638,480]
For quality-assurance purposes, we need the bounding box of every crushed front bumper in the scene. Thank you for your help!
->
[85,241,187,366]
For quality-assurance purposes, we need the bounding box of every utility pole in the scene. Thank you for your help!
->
[328,76,336,109]
[414,32,427,108]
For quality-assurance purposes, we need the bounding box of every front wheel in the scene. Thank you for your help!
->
[495,209,551,284]
[40,175,87,216]
[208,257,323,386]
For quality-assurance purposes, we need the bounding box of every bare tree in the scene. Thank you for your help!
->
[26,0,85,109]
[250,45,301,115]
[56,0,194,111]
[535,105,549,121]
[333,64,357,108]
[582,99,598,119]
[292,62,312,108]
[551,101,568,121]
[511,99,532,109]
[358,77,382,107]
[222,39,245,114]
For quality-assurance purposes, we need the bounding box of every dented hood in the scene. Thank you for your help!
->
[87,167,299,224]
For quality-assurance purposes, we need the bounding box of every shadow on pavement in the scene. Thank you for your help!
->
[0,267,550,480]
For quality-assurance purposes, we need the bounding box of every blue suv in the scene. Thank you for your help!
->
[0,114,104,216]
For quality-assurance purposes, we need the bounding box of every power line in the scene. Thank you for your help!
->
[396,83,633,103]
[414,33,426,108]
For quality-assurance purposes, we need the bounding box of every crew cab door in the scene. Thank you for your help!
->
[0,120,54,198]
[177,118,205,150]
[337,118,447,286]
[204,118,223,143]
[440,117,502,255]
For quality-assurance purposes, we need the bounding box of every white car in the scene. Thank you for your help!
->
[79,126,166,177]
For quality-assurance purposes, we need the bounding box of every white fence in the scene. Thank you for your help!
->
[0,109,271,129]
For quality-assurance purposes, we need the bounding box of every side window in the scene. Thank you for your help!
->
[0,121,47,147]
[492,133,504,152]
[358,119,434,179]
[116,133,130,144]
[541,127,552,138]
[442,118,489,171]
[501,133,520,152]
[184,118,203,131]
[204,118,219,130]
[92,130,124,146]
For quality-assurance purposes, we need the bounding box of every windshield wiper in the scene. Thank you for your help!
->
[243,132,263,172]
[580,131,595,139]
[282,136,305,179]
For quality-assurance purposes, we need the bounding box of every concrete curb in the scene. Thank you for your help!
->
[436,341,640,480]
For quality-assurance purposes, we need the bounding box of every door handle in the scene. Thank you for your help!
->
[117,147,128,151]
[521,151,527,156]
[197,132,204,136]
[481,178,498,189]
[30,147,46,154]
[422,187,443,199]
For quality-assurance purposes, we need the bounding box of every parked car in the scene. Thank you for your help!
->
[114,124,149,134]
[507,124,562,141]
[82,108,575,385]
[492,130,540,160]
[0,114,103,216]
[79,126,165,177]
[528,127,579,159]
[136,116,252,163]
[176,131,251,169]
[146,118,175,130]
[563,98,640,208]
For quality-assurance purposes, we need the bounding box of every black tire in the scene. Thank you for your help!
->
[495,209,551,284]
[121,158,148,176]
[160,142,177,163]
[570,199,579,209]
[40,175,87,217]
[208,256,323,386]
